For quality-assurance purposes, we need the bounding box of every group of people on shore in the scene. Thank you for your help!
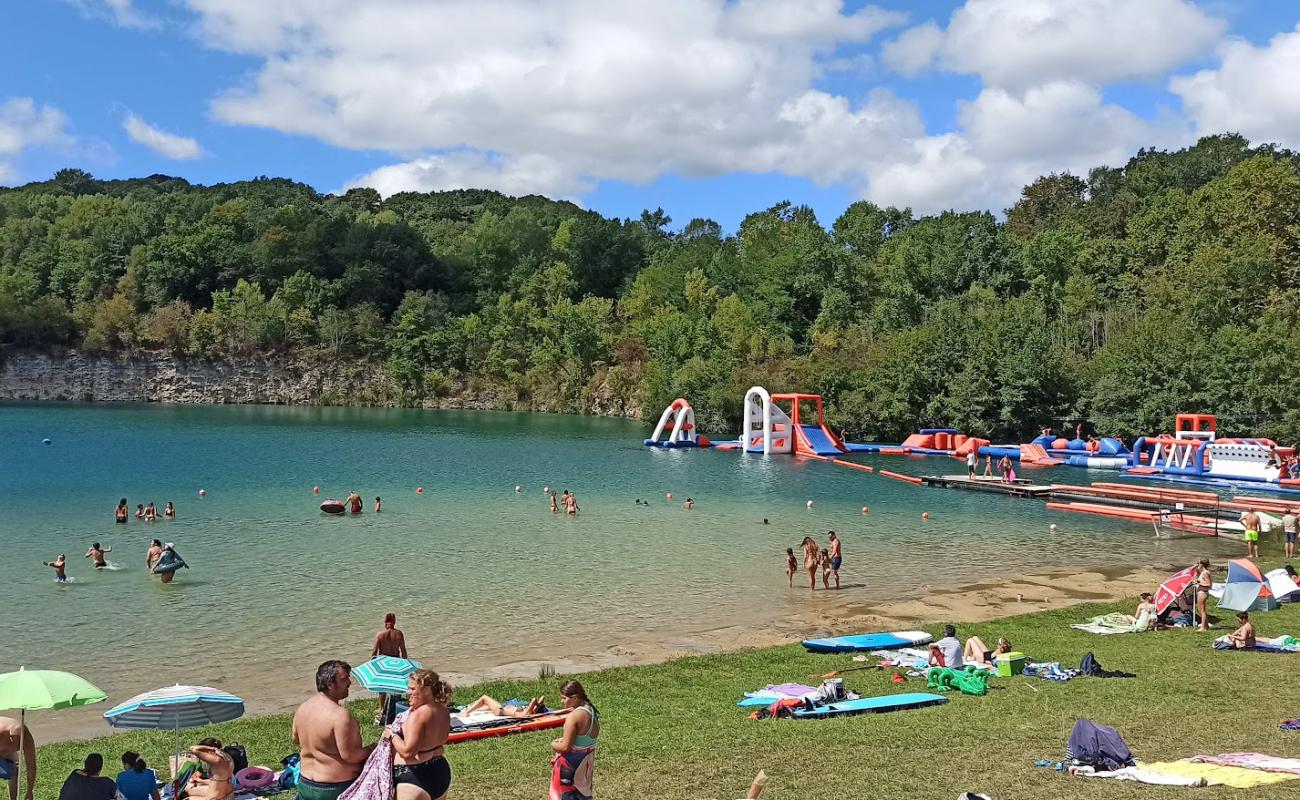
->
[787,531,842,590]
[115,499,175,524]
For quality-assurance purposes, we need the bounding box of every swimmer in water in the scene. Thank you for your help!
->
[374,497,381,513]
[116,498,129,524]
[146,539,163,572]
[144,502,157,522]
[346,491,363,514]
[85,542,112,569]
[134,503,145,520]
[164,501,175,519]
[819,548,832,589]
[548,489,559,514]
[683,497,693,510]
[43,554,68,582]
[785,548,797,588]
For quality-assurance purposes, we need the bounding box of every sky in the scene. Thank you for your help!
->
[2,0,1299,231]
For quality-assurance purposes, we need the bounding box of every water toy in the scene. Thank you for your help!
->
[791,693,948,718]
[645,398,707,448]
[417,487,424,494]
[320,500,346,514]
[802,630,933,653]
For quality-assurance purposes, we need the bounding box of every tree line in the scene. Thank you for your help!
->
[2,133,1299,443]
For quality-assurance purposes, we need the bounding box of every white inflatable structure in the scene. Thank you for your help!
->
[1206,440,1282,483]
[645,398,700,448]
[742,386,793,454]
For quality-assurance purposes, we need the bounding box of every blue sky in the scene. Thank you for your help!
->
[2,1,1299,230]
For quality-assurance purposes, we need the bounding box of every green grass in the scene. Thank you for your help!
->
[32,565,1300,799]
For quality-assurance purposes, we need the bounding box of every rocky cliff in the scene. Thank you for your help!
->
[0,351,642,418]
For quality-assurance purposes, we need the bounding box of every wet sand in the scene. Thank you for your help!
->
[29,560,1176,743]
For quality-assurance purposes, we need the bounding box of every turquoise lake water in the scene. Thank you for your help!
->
[0,403,1236,739]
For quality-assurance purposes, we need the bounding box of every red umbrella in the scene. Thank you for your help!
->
[1155,566,1198,613]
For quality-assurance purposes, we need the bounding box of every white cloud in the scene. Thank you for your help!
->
[64,0,160,29]
[0,98,74,184]
[1171,25,1300,146]
[123,114,204,159]
[882,0,1224,89]
[345,151,595,201]
[724,0,905,44]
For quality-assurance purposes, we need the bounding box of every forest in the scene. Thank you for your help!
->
[1,133,1298,443]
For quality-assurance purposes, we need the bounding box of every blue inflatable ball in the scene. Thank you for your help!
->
[42,438,51,445]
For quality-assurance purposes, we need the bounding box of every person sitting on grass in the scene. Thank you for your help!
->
[1215,612,1256,650]
[929,625,963,668]
[57,754,116,800]
[963,636,1012,668]
[115,753,158,800]
[460,696,552,718]
[1125,592,1159,631]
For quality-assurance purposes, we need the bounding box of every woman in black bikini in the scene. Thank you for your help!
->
[388,669,451,800]
[116,499,129,524]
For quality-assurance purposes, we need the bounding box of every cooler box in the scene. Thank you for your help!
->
[995,652,1025,677]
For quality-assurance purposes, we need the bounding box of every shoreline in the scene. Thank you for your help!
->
[31,560,1177,745]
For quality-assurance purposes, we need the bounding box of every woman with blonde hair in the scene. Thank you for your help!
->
[550,681,598,800]
[800,536,819,590]
[386,670,451,800]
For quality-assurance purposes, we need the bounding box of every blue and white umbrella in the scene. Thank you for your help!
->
[104,684,245,769]
[352,657,421,695]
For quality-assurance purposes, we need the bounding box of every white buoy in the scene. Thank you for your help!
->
[1050,524,1058,532]
[806,500,813,509]
[514,485,521,493]
[198,489,206,497]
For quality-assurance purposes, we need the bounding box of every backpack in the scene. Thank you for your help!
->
[222,743,249,774]
[1079,652,1136,679]
[1065,719,1135,771]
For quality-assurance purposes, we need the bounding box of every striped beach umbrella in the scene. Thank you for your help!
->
[352,657,422,695]
[104,684,245,729]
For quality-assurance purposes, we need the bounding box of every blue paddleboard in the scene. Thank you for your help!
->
[801,630,932,653]
[792,693,948,718]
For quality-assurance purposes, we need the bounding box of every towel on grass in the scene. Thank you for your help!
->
[1190,753,1300,775]
[1071,613,1145,635]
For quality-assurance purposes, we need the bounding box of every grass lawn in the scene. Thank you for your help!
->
[32,561,1300,799]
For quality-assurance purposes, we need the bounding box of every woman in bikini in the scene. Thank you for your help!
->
[550,681,598,800]
[1195,558,1213,631]
[387,669,452,800]
[801,536,819,590]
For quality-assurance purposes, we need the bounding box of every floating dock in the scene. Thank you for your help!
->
[918,475,1056,498]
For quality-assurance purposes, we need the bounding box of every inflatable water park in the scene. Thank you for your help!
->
[647,392,1298,494]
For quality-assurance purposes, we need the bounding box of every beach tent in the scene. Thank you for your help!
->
[1217,559,1279,613]
[1263,568,1300,602]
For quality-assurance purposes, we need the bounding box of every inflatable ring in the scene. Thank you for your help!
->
[235,767,275,790]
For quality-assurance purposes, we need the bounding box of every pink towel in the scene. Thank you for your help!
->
[339,712,408,800]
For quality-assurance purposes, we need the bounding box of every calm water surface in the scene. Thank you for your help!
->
[0,403,1233,739]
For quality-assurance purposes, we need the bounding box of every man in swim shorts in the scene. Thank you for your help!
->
[827,531,842,590]
[346,492,363,515]
[0,716,36,800]
[371,613,408,724]
[84,543,111,569]
[1284,508,1298,559]
[292,662,372,800]
[966,450,977,479]
[42,554,67,583]
[1240,510,1260,559]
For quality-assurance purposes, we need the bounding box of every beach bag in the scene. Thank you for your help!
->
[222,743,248,774]
[1079,652,1136,679]
[1065,719,1135,771]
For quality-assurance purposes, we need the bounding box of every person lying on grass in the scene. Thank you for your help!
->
[460,696,556,719]
[963,636,1013,668]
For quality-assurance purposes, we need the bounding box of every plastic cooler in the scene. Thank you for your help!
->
[995,652,1025,677]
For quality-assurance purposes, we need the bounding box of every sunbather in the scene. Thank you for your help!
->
[1214,612,1256,650]
[1122,593,1158,631]
[963,636,1012,667]
[460,696,548,718]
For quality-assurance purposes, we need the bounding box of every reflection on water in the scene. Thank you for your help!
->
[0,402,1235,739]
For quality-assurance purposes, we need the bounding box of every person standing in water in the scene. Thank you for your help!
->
[371,613,408,724]
[800,536,819,590]
[85,543,112,570]
[374,497,382,513]
[346,492,363,515]
[143,502,157,522]
[145,540,163,573]
[828,531,842,590]
[1,715,37,800]
[163,502,175,520]
[115,499,128,524]
[134,504,145,520]
[683,497,693,510]
[547,489,559,514]
[42,554,68,583]
[785,548,797,588]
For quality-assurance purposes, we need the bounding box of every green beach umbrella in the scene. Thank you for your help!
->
[0,668,107,800]
[352,657,422,695]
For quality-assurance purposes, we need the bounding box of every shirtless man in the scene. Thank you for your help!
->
[346,492,363,515]
[145,540,163,573]
[84,543,111,569]
[372,613,409,723]
[562,491,579,517]
[292,661,372,800]
[42,554,68,583]
[0,716,36,800]
[1241,510,1261,559]
[827,531,842,590]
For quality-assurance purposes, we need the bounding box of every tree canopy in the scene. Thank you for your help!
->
[2,134,1299,442]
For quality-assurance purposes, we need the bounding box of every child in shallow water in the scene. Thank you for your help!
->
[820,548,832,588]
[785,548,797,588]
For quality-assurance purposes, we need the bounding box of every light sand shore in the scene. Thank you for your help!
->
[32,562,1177,743]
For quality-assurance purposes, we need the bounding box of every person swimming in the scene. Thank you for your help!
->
[144,502,158,522]
[85,542,112,569]
[163,501,175,519]
[146,539,163,573]
[115,498,129,524]
[683,497,693,510]
[43,554,68,582]
[134,504,145,520]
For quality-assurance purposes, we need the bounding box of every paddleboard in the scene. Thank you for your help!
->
[792,693,948,718]
[802,630,932,653]
[320,500,346,515]
[446,713,567,743]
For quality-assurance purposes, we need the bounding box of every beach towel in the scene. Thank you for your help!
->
[1281,719,1300,731]
[550,746,595,800]
[1190,753,1300,775]
[1074,765,1205,786]
[1137,760,1299,788]
[1071,613,1146,635]
[338,712,407,800]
